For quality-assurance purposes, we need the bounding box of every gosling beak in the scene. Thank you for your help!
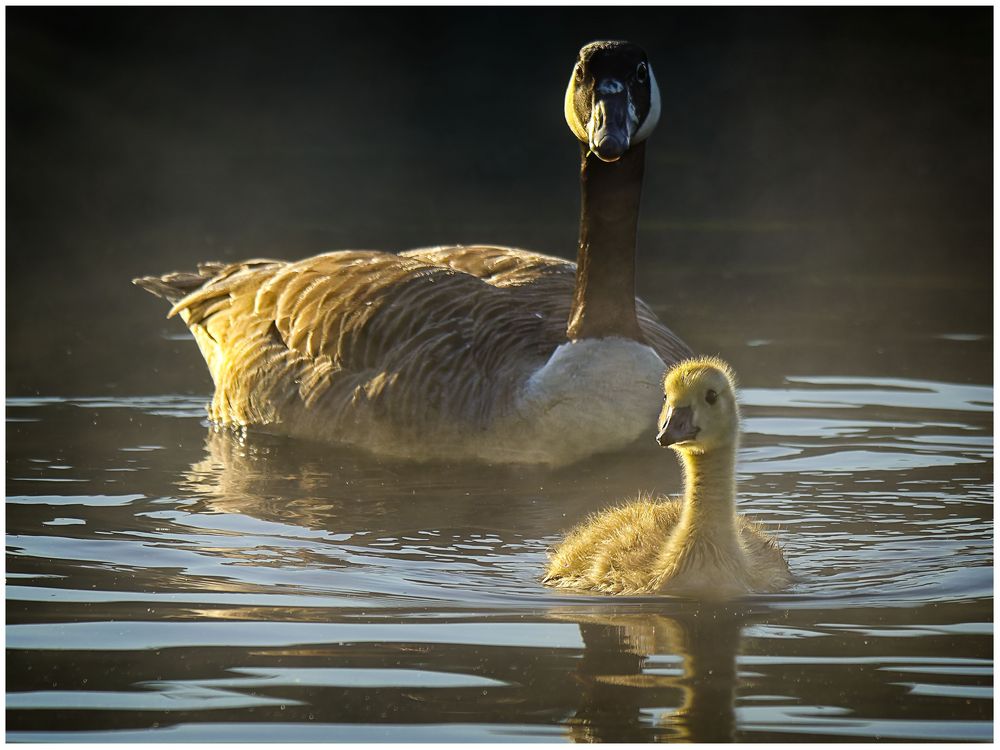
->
[656,405,699,447]
[588,83,633,162]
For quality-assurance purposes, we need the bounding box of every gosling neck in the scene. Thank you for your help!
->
[566,142,646,343]
[676,441,740,545]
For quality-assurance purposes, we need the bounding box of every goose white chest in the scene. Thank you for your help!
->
[492,336,667,465]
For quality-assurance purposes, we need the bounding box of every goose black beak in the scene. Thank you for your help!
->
[588,86,632,162]
[656,405,699,447]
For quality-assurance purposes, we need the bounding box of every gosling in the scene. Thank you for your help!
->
[543,357,792,598]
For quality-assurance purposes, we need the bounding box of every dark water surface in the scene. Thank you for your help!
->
[6,7,992,743]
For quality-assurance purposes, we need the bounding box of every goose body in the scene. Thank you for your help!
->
[135,42,691,465]
[544,358,792,596]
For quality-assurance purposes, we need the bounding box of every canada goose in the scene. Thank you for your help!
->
[543,358,792,596]
[134,41,690,465]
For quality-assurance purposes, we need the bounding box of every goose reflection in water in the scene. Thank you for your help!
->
[178,428,564,534]
[176,424,677,543]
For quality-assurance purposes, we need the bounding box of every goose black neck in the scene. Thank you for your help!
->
[567,141,646,342]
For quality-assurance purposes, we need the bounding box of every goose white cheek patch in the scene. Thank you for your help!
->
[564,74,588,143]
[632,65,661,144]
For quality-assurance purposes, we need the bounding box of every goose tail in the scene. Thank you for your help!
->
[132,262,229,304]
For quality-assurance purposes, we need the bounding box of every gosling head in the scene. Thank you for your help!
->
[656,357,740,456]
[564,40,662,163]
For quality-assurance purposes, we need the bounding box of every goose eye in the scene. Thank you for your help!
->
[636,62,648,83]
[705,389,718,405]
[574,63,585,83]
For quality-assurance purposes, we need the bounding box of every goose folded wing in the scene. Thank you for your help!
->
[168,251,571,431]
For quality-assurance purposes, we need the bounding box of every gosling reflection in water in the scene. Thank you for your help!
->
[555,607,747,742]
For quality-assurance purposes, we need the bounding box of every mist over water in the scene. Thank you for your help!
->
[6,7,992,742]
[7,7,990,395]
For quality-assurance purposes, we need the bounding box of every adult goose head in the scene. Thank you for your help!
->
[565,40,661,163]
[562,41,661,344]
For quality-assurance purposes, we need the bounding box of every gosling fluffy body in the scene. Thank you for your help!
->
[543,357,792,597]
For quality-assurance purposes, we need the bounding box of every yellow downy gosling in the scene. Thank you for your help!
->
[543,357,792,597]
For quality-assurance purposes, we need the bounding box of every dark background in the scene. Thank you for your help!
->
[6,7,992,396]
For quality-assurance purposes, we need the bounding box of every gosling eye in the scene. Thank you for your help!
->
[636,62,648,83]
[574,63,585,83]
[705,389,718,405]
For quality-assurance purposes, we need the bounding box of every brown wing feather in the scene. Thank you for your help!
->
[401,245,575,286]
[139,250,568,433]
[405,245,691,364]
